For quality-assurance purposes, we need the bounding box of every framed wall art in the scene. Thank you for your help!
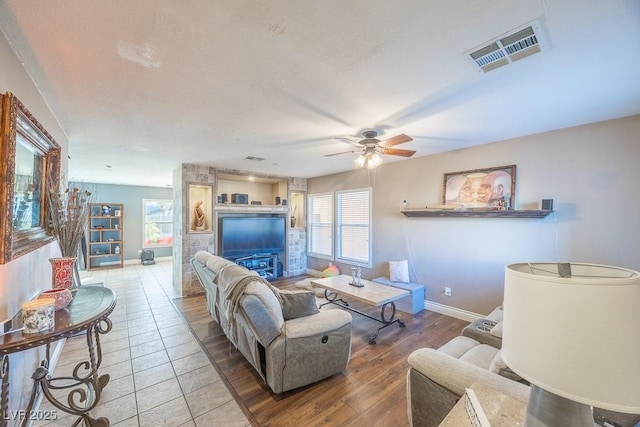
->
[0,92,61,264]
[443,165,516,209]
[187,183,213,233]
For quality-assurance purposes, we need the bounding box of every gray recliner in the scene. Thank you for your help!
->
[191,251,352,393]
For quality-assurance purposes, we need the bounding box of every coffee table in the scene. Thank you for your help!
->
[311,275,410,344]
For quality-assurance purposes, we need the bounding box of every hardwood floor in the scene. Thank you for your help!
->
[172,275,469,427]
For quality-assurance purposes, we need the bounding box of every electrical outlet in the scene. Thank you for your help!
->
[445,287,452,297]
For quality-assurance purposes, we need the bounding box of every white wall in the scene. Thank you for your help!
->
[307,115,640,316]
[0,31,69,419]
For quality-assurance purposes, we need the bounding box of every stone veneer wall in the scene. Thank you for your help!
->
[287,177,307,276]
[287,227,307,276]
[172,164,216,296]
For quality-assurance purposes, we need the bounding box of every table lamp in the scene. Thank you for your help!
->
[502,262,640,426]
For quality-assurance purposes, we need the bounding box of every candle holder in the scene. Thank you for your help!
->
[349,266,364,287]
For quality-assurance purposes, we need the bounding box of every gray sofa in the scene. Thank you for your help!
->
[191,251,353,393]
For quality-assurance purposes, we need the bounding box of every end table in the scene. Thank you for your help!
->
[439,382,527,426]
[0,286,116,427]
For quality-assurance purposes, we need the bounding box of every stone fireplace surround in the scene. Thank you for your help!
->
[172,164,307,296]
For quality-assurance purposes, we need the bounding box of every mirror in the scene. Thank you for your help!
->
[1,92,61,264]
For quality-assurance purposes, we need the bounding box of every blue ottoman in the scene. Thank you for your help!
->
[372,277,425,314]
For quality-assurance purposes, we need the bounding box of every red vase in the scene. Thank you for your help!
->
[49,257,77,290]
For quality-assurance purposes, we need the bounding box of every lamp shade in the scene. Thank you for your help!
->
[502,262,640,414]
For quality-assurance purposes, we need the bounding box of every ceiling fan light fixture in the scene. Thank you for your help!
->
[369,153,383,168]
[355,152,383,169]
[336,131,413,168]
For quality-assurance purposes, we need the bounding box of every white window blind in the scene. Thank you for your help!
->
[336,189,371,266]
[307,193,333,259]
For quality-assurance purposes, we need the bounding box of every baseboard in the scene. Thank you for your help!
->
[124,256,172,266]
[423,301,483,322]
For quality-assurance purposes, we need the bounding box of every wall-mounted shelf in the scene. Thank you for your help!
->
[217,172,288,207]
[214,204,287,213]
[401,209,553,219]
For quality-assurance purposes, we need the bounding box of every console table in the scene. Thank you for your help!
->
[235,254,278,280]
[0,286,116,427]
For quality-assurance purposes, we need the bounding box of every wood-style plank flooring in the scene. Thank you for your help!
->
[172,275,469,427]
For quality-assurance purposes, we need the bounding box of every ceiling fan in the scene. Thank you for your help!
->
[325,131,415,169]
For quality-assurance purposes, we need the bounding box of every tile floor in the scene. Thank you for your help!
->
[36,259,250,427]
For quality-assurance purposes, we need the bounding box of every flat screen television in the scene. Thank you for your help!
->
[219,215,286,259]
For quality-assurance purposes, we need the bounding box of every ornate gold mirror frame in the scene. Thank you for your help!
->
[0,92,61,264]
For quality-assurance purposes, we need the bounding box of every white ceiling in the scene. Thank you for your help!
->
[1,0,639,188]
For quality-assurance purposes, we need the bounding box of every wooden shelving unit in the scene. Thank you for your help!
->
[87,203,124,270]
[401,208,553,219]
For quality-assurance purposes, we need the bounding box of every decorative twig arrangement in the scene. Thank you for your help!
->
[47,176,93,257]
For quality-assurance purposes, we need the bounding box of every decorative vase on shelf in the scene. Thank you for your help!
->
[49,257,77,290]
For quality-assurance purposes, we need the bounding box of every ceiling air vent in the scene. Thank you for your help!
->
[468,21,545,73]
[243,156,265,161]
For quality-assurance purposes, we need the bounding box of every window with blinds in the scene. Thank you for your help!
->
[336,188,371,266]
[143,199,174,248]
[307,192,334,259]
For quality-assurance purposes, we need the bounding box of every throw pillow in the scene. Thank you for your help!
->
[321,265,339,278]
[271,287,319,320]
[389,260,410,283]
[294,278,325,297]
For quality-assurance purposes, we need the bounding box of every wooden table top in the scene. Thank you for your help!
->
[311,275,410,307]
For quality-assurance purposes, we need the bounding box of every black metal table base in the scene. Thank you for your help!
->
[22,318,112,427]
[319,290,406,344]
[0,287,116,427]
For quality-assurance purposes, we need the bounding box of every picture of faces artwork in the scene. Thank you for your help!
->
[443,165,516,209]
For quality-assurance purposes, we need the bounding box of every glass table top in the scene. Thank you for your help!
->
[0,286,116,355]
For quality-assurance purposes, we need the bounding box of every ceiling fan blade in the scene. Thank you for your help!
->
[336,137,362,147]
[324,150,357,157]
[383,147,416,157]
[380,134,413,147]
